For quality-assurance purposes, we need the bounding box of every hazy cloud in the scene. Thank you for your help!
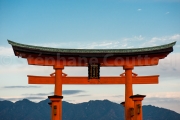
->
[137,9,142,11]
[140,34,180,48]
[146,92,180,99]
[0,46,14,56]
[0,97,45,101]
[22,92,53,96]
[0,98,4,101]
[25,96,46,100]
[165,12,170,14]
[75,94,91,97]
[63,90,85,95]
[4,34,179,54]
[144,96,180,113]
[22,90,86,97]
[145,97,180,103]
[112,95,124,98]
[170,34,180,40]
[65,100,76,103]
[4,86,41,88]
[2,97,21,101]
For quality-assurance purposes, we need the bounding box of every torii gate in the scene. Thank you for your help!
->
[8,40,175,120]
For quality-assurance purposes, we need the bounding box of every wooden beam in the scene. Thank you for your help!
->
[28,76,55,84]
[27,56,161,66]
[28,75,159,84]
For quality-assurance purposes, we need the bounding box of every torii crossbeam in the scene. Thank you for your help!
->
[8,40,175,120]
[28,75,159,84]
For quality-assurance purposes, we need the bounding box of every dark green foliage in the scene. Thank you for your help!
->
[62,100,124,120]
[0,99,51,120]
[0,99,180,120]
[143,105,180,120]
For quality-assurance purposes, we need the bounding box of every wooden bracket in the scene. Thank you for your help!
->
[50,72,67,77]
[120,72,138,77]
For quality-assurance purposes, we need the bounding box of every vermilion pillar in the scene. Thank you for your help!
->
[52,65,64,120]
[130,94,146,120]
[48,95,63,120]
[54,65,64,96]
[123,65,134,120]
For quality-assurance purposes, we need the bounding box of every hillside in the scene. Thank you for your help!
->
[0,99,180,120]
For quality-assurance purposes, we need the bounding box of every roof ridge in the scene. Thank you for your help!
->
[8,40,176,53]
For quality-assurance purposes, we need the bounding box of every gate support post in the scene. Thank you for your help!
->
[123,65,134,120]
[130,94,146,120]
[48,95,63,120]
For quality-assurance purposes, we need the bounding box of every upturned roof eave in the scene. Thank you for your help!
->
[8,40,176,55]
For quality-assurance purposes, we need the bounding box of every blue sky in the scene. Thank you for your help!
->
[0,0,180,113]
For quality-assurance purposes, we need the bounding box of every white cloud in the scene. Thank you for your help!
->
[0,64,53,76]
[34,42,75,48]
[140,34,180,47]
[0,96,24,102]
[131,53,180,81]
[143,92,180,113]
[0,47,14,56]
[5,34,179,52]
[62,34,178,49]
[134,35,144,40]
[166,12,170,14]
[146,92,180,98]
[79,42,114,49]
[137,9,142,11]
[170,34,180,40]
[77,35,145,49]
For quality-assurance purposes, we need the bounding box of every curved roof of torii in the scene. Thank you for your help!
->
[8,40,176,58]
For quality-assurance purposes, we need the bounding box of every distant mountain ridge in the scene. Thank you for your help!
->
[0,99,180,120]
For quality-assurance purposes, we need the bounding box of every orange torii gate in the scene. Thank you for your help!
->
[8,40,175,120]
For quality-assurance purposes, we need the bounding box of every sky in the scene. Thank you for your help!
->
[0,0,180,114]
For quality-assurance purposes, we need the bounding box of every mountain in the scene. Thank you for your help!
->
[0,99,180,120]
